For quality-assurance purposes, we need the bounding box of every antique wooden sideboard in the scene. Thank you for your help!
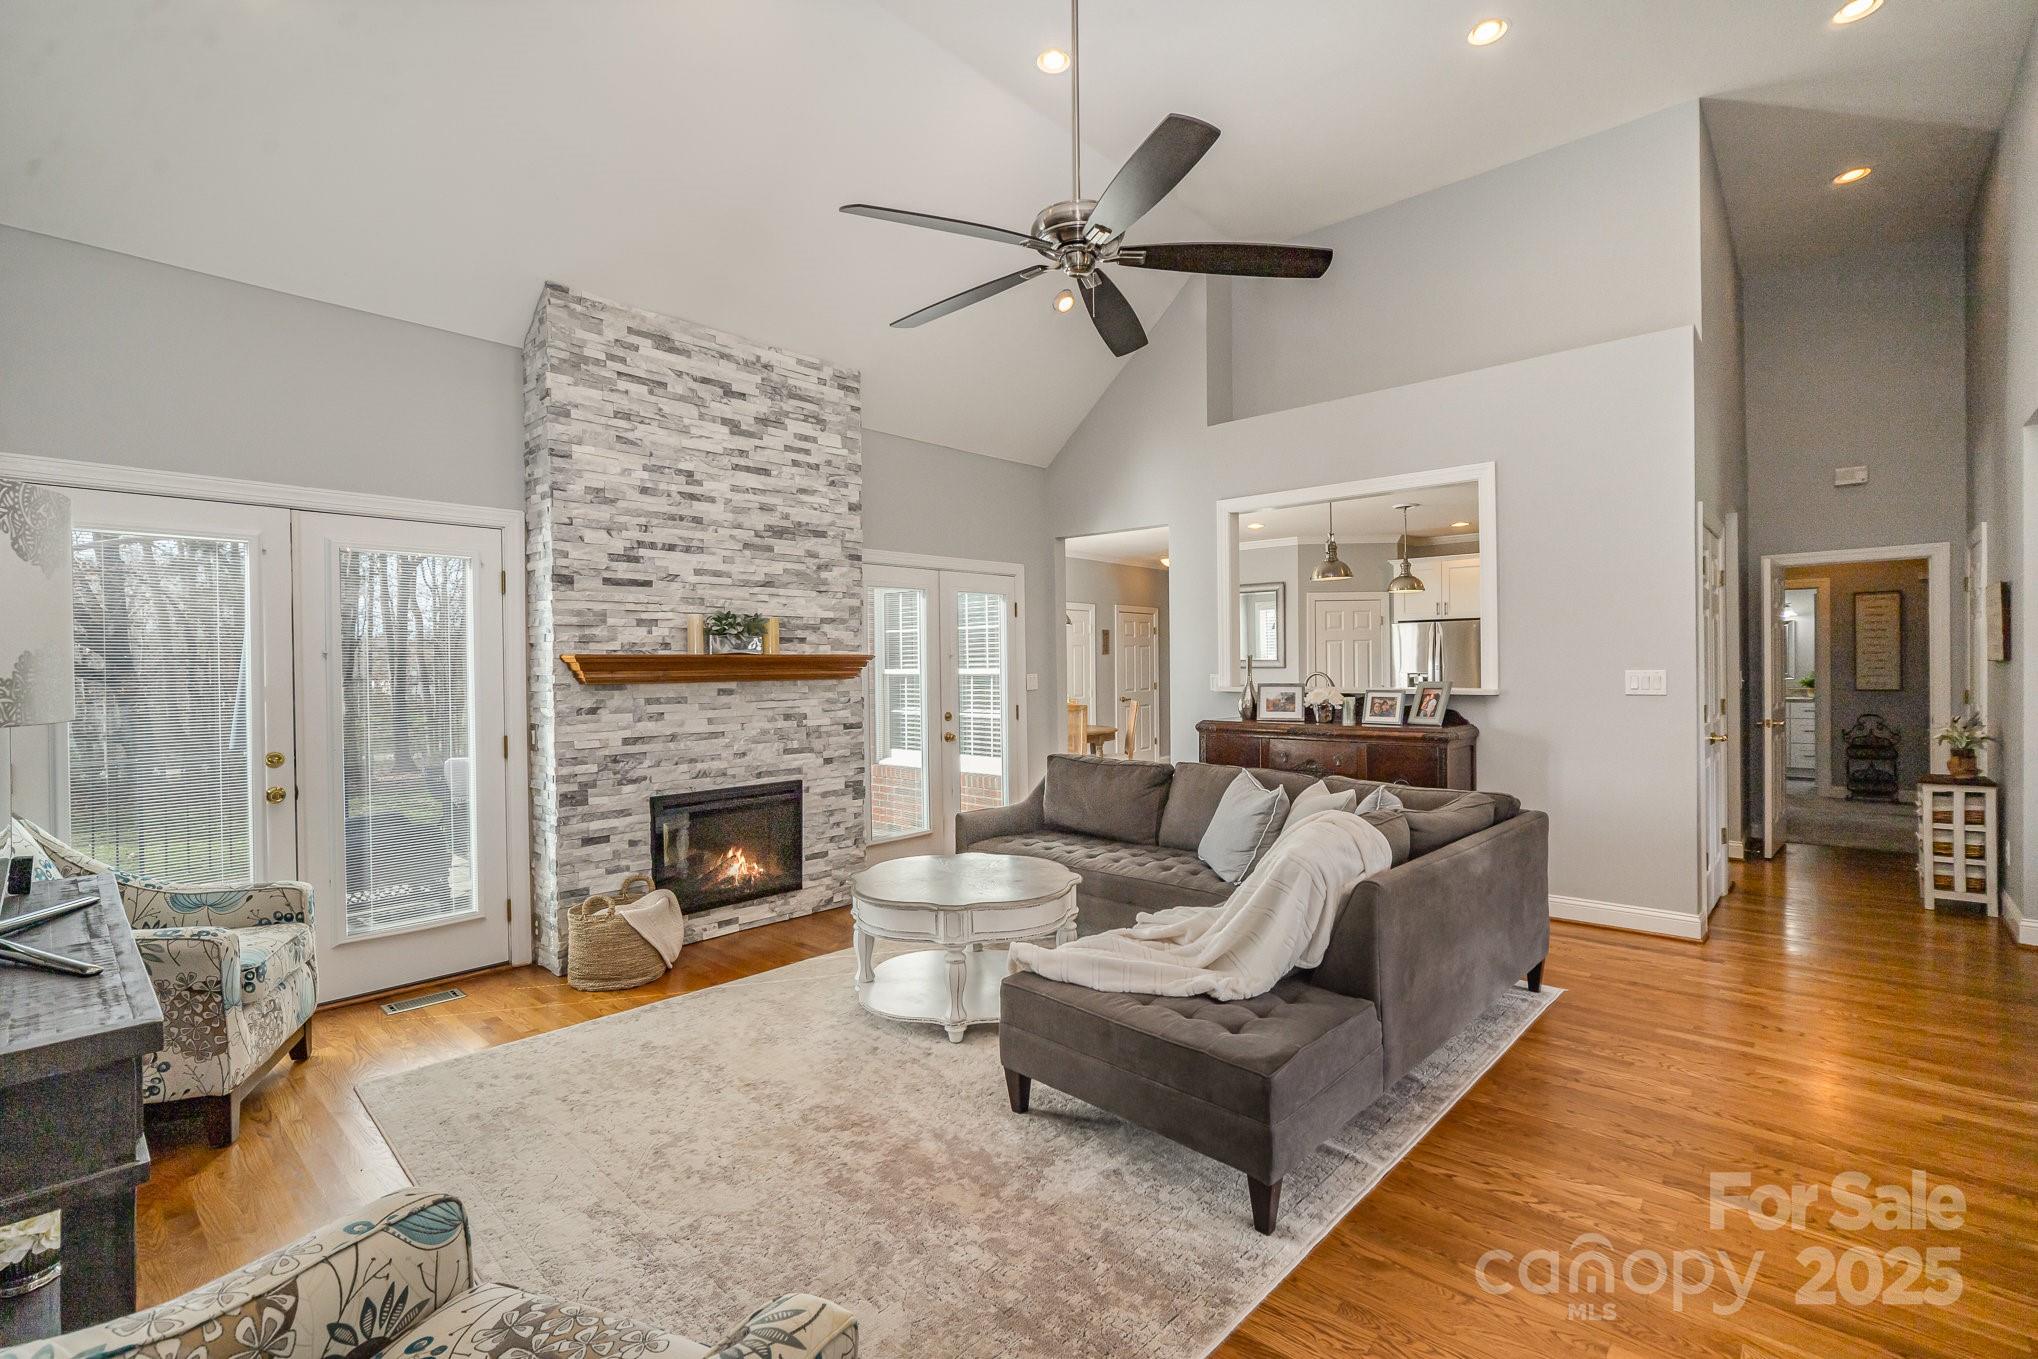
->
[1195,712,1477,790]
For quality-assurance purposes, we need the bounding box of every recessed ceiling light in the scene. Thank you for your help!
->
[1467,18,1509,46]
[1054,289,1077,313]
[1036,47,1070,74]
[1831,0,1883,24]
[1246,521,1265,530]
[1451,521,1473,529]
[1832,166,1873,186]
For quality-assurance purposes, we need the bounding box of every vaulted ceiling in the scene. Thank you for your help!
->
[4,1,2033,466]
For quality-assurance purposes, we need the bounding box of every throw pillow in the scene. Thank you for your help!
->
[1289,779,1359,823]
[1356,784,1405,815]
[1361,808,1412,865]
[1403,791,1501,857]
[1197,769,1290,884]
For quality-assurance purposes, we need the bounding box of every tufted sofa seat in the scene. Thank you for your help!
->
[968,830,1230,925]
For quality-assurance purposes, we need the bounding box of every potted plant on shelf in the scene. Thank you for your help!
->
[704,610,768,655]
[1934,710,1994,779]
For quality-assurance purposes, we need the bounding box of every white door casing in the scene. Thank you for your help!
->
[293,512,514,1000]
[1966,524,1989,773]
[1113,605,1160,760]
[1307,592,1391,692]
[1761,556,1788,858]
[1700,516,1729,907]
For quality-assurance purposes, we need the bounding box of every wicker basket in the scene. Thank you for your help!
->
[567,872,669,991]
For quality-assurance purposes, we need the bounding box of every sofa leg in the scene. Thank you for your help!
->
[1526,961,1545,993]
[290,1020,311,1062]
[1004,1069,1032,1114]
[202,1092,242,1148]
[1248,1177,1282,1236]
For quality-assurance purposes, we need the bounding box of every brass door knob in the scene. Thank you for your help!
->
[943,732,957,743]
[265,751,286,768]
[265,786,288,804]
[1707,733,1728,744]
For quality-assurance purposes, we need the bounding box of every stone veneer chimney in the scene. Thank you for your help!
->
[522,284,865,971]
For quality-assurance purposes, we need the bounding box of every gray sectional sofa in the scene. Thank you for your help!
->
[960,754,1548,1233]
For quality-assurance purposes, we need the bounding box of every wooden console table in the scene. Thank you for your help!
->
[1196,713,1477,790]
[0,873,162,1340]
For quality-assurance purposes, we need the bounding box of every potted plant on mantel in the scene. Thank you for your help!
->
[1934,710,1994,779]
[704,610,770,655]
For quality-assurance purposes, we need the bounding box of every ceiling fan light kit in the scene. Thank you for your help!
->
[840,0,1332,357]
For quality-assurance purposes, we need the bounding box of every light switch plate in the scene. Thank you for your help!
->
[1024,673,1039,691]
[1835,465,1869,487]
[1625,669,1668,696]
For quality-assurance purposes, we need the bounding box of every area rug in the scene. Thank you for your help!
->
[360,948,1556,1358]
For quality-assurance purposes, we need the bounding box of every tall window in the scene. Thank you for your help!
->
[69,529,255,882]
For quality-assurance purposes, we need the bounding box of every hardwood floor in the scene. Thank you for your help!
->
[136,847,2037,1357]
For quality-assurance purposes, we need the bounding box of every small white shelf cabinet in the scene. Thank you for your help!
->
[1916,778,1998,915]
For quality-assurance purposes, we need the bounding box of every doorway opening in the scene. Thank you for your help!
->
[1061,527,1168,762]
[1757,545,1951,859]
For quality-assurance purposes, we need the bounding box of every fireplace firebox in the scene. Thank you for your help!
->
[650,780,804,913]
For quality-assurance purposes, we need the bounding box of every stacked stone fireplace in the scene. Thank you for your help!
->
[523,283,864,971]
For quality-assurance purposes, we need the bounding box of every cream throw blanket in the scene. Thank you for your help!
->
[1007,809,1394,1001]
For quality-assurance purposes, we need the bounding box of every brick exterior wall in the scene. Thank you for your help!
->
[523,283,864,972]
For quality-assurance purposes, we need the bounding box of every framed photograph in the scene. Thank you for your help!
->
[1361,689,1411,727]
[1853,590,1902,691]
[1408,682,1451,726]
[1259,684,1302,719]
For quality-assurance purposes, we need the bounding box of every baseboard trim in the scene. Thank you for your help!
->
[2001,892,2038,948]
[1550,894,1708,941]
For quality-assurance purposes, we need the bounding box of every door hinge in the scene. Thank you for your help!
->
[503,734,510,758]
[1720,826,1727,844]
[501,569,508,595]
[1012,600,1019,619]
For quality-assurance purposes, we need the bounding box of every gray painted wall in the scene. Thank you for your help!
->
[0,225,525,508]
[861,428,1056,786]
[1967,11,2038,918]
[1062,556,1170,757]
[1226,104,1703,421]
[1048,270,1706,919]
[1787,559,1934,792]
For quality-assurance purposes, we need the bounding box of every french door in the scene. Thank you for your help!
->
[866,564,1022,859]
[61,491,515,999]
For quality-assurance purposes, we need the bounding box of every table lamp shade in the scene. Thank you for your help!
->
[0,478,75,727]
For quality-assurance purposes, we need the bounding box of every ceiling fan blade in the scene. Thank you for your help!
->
[1114,241,1333,279]
[841,203,1045,251]
[1083,271,1148,357]
[1084,114,1221,243]
[891,265,1049,328]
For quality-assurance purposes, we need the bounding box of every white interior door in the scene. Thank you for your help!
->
[1112,605,1160,760]
[866,565,1022,856]
[1760,556,1788,858]
[63,491,299,882]
[1308,592,1391,691]
[1701,521,1729,906]
[1065,601,1097,743]
[294,513,512,999]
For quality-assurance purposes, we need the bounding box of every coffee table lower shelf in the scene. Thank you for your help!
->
[855,948,1010,1042]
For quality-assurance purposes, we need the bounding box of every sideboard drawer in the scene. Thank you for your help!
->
[1201,730,1265,767]
[1365,742,1445,787]
[1265,737,1364,779]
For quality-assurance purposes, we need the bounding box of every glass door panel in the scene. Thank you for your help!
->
[951,587,1011,813]
[64,492,296,881]
[868,581,932,843]
[296,512,509,999]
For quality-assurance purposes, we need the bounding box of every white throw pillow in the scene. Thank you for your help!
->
[1356,784,1405,815]
[1289,780,1359,824]
[1197,769,1291,884]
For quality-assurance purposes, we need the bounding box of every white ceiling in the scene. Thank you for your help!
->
[1065,525,1170,568]
[4,1,2034,466]
[1238,485,1482,545]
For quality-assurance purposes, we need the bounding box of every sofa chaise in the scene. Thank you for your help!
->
[962,755,1547,1233]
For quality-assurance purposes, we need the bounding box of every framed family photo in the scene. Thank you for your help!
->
[1258,684,1302,719]
[1360,689,1410,726]
[1408,682,1450,727]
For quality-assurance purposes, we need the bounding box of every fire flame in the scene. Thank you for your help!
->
[709,845,767,888]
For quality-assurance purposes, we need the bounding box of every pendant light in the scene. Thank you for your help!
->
[1312,503,1354,581]
[1388,502,1425,593]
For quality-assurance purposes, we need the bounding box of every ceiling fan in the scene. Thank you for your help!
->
[839,0,1332,358]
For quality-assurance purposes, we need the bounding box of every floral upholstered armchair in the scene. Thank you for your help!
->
[0,1188,859,1359]
[11,818,317,1146]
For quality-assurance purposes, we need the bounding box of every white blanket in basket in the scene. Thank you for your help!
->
[1007,809,1393,1001]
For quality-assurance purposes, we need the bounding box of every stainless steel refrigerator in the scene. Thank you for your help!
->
[1390,618,1481,689]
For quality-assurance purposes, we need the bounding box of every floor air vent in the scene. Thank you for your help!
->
[382,987,465,1016]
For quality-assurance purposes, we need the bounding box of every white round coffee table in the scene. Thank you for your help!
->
[852,853,1079,1042]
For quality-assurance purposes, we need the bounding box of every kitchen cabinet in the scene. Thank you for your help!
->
[1392,554,1481,622]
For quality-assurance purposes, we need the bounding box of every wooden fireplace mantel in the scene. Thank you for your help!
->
[560,652,873,685]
